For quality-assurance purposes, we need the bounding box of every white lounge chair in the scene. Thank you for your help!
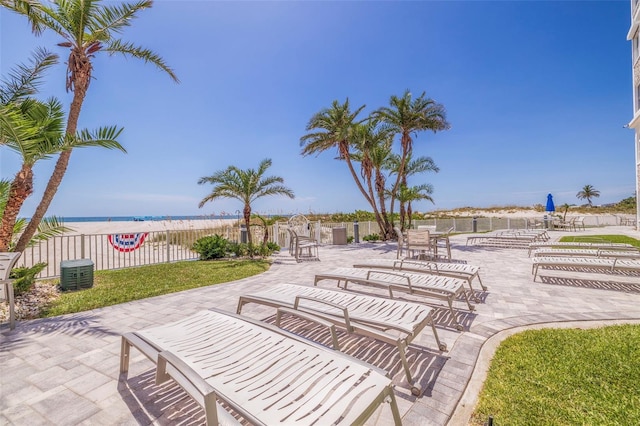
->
[528,241,637,256]
[237,283,446,396]
[467,229,548,248]
[532,257,640,281]
[120,308,401,425]
[0,252,21,330]
[531,248,640,260]
[352,258,487,294]
[314,267,474,331]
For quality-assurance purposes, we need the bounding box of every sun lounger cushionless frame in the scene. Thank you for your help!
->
[532,257,640,281]
[120,308,401,425]
[237,283,446,396]
[352,258,487,294]
[527,241,638,256]
[314,267,474,331]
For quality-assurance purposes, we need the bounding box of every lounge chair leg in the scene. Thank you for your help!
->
[463,291,475,311]
[119,337,130,375]
[477,274,488,291]
[429,317,447,352]
[396,340,415,392]
[387,389,403,426]
[448,299,464,331]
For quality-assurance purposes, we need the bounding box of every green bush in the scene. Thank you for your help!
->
[347,236,354,244]
[227,241,247,258]
[10,262,47,295]
[192,235,229,260]
[266,241,280,252]
[363,233,381,242]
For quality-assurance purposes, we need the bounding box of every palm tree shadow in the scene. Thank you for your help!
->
[0,313,119,351]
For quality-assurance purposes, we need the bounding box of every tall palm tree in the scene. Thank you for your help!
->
[3,0,178,252]
[576,185,600,207]
[0,179,72,251]
[0,50,124,250]
[198,159,294,249]
[300,99,373,206]
[373,90,449,224]
[350,120,394,238]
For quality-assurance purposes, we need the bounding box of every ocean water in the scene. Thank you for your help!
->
[61,215,228,223]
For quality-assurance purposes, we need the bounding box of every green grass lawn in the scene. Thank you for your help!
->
[559,234,640,247]
[41,259,270,317]
[471,325,640,425]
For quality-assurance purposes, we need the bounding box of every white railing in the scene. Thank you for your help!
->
[17,215,627,278]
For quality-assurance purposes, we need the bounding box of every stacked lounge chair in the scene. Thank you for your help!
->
[467,229,549,248]
[528,241,638,256]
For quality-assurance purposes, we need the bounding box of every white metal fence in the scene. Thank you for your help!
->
[16,215,627,278]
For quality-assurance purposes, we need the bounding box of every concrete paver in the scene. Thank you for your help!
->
[1,226,639,425]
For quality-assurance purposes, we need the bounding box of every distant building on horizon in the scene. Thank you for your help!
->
[627,0,640,228]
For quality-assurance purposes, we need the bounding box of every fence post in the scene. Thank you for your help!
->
[453,218,456,232]
[316,220,321,242]
[166,230,171,263]
[81,234,85,259]
[273,222,279,244]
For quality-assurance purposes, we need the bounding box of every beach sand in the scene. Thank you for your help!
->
[62,218,238,235]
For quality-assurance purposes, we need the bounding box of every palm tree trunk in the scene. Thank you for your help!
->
[0,165,34,251]
[339,142,374,207]
[389,133,411,227]
[15,58,89,253]
[243,204,252,256]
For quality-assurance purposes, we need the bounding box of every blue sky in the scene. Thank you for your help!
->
[0,0,634,218]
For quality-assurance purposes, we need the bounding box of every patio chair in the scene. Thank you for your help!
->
[286,227,319,262]
[0,252,21,330]
[352,258,487,294]
[314,267,474,331]
[120,308,402,425]
[406,229,434,260]
[394,226,408,259]
[237,283,447,396]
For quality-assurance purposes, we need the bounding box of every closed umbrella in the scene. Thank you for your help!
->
[546,194,555,213]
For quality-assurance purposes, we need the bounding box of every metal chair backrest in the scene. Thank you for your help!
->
[0,252,21,283]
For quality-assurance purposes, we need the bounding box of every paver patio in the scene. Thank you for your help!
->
[1,226,639,425]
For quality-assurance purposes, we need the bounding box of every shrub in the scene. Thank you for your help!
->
[192,235,229,260]
[266,241,280,252]
[347,236,354,244]
[226,241,247,258]
[363,233,381,242]
[10,262,47,295]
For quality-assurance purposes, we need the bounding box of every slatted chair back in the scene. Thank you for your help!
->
[0,252,22,330]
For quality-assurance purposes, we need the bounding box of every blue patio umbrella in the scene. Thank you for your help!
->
[546,193,555,212]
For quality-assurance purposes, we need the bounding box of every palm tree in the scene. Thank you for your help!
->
[373,90,449,225]
[0,51,124,250]
[0,97,124,250]
[387,153,439,231]
[576,185,600,207]
[395,184,435,230]
[300,99,373,205]
[3,0,178,252]
[198,159,294,250]
[0,179,72,251]
[350,120,394,238]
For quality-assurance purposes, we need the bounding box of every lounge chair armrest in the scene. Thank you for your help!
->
[294,295,352,331]
[398,259,438,272]
[366,269,411,285]
[276,307,341,350]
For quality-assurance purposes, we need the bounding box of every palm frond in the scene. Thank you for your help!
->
[28,216,73,246]
[0,47,58,104]
[106,39,179,82]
